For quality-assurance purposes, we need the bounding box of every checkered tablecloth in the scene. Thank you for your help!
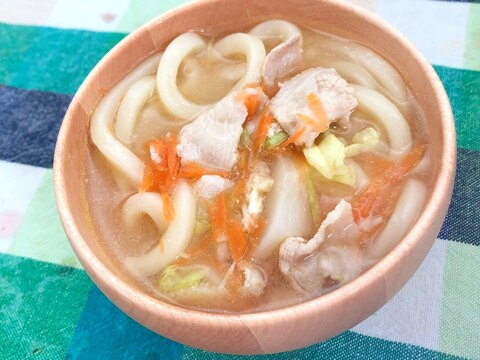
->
[1,0,479,359]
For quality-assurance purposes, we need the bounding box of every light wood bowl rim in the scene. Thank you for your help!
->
[53,0,456,343]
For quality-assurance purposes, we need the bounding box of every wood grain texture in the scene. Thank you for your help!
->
[53,0,456,354]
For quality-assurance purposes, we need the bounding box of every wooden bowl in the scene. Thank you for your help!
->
[54,0,455,354]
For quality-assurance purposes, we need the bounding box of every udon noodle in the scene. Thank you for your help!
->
[85,20,429,313]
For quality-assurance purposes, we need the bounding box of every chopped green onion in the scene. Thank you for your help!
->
[240,128,252,148]
[264,130,288,149]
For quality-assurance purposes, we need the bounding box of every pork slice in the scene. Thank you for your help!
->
[177,88,266,170]
[262,34,302,95]
[270,68,357,147]
[194,175,233,199]
[238,262,267,297]
[279,200,363,294]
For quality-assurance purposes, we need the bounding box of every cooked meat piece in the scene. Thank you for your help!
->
[238,262,266,297]
[194,175,233,199]
[270,68,357,147]
[177,87,266,170]
[262,35,302,95]
[279,200,363,294]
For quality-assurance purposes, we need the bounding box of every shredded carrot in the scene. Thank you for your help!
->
[225,267,245,294]
[226,219,249,262]
[165,136,179,179]
[140,164,155,192]
[229,178,247,210]
[252,108,274,154]
[245,94,259,121]
[207,192,227,243]
[280,126,307,148]
[176,232,213,265]
[243,82,261,89]
[148,139,167,172]
[296,113,319,128]
[159,237,165,253]
[352,145,425,223]
[179,162,235,181]
[307,93,330,132]
[161,191,175,222]
[236,92,259,121]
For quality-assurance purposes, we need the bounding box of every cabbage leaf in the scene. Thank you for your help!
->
[303,128,379,187]
[158,266,207,292]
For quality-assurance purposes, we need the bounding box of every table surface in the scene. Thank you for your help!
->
[1,0,479,359]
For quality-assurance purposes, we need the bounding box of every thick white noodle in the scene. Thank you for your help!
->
[368,178,427,260]
[353,47,408,105]
[90,53,162,186]
[332,61,378,90]
[115,75,156,146]
[249,19,302,44]
[122,192,167,231]
[157,32,265,120]
[353,85,412,159]
[157,33,208,120]
[212,33,266,91]
[124,181,197,277]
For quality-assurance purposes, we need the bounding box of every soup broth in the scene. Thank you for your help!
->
[85,20,430,313]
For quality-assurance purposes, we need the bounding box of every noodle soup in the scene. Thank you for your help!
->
[85,20,430,313]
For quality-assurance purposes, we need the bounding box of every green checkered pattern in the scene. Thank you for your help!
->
[1,0,479,358]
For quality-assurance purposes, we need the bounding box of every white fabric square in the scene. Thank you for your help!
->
[353,239,448,350]
[376,0,469,69]
[0,160,46,252]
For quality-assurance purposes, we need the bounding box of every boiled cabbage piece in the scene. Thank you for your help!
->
[303,128,379,186]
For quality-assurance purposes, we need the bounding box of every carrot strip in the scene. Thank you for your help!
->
[229,178,247,210]
[159,237,165,253]
[161,191,175,223]
[165,136,179,179]
[245,94,259,121]
[236,92,259,121]
[179,162,235,180]
[226,219,249,262]
[252,108,274,154]
[351,145,425,223]
[225,267,245,294]
[207,192,227,243]
[176,232,213,265]
[280,126,307,148]
[307,93,330,132]
[146,139,168,174]
[140,164,155,192]
[243,82,261,89]
[296,113,318,128]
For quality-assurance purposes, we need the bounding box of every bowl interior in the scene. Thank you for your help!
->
[54,0,455,354]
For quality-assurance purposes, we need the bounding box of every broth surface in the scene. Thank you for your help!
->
[85,23,431,313]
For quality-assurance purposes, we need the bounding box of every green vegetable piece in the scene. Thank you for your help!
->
[264,130,288,149]
[344,127,379,157]
[306,170,321,228]
[194,218,211,236]
[158,266,207,292]
[303,134,356,186]
[240,128,252,148]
